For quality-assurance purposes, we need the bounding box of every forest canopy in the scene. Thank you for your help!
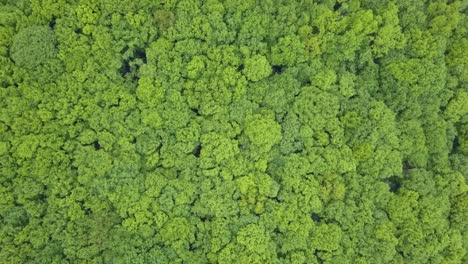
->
[0,0,467,263]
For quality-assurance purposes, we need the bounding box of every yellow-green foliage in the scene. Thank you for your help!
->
[0,0,466,263]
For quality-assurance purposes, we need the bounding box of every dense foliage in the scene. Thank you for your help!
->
[0,0,467,263]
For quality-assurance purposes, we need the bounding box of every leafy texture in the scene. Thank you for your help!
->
[0,0,467,263]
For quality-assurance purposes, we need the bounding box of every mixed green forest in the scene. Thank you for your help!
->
[0,0,467,263]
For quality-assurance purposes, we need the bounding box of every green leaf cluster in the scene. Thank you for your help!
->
[0,0,467,263]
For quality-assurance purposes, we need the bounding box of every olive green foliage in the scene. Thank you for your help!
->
[0,0,467,263]
[10,26,57,69]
